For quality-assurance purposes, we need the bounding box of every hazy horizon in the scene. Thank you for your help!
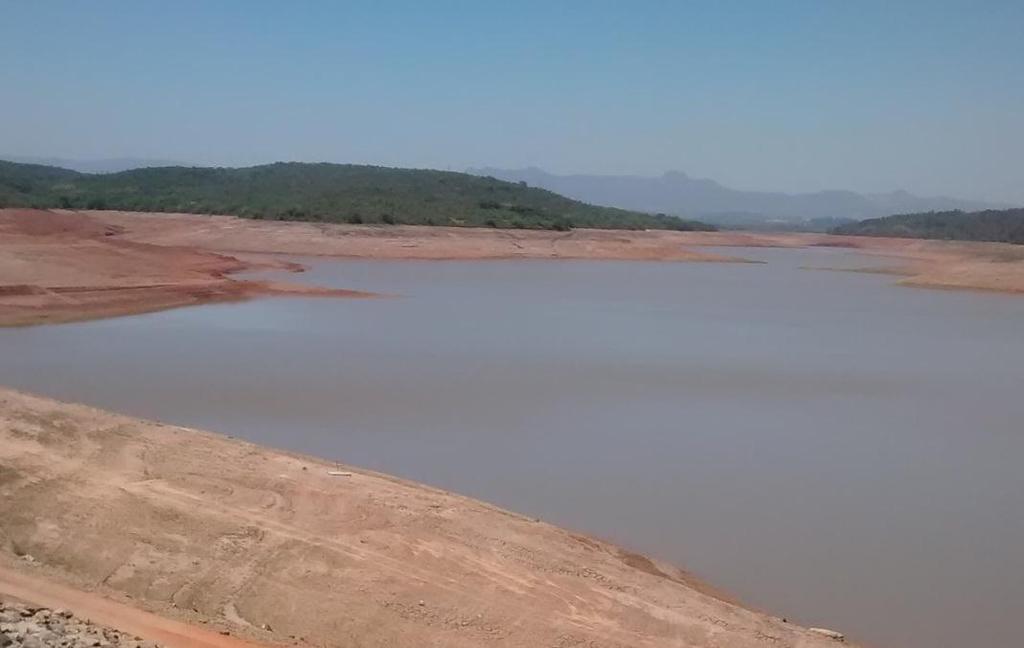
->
[2,2,1022,203]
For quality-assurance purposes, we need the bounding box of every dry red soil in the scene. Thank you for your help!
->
[0,209,372,326]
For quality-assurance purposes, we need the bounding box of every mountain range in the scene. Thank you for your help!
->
[6,157,1010,229]
[468,167,1009,229]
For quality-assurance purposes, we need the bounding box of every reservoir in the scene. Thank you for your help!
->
[2,246,1022,648]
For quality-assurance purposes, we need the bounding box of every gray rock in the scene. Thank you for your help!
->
[0,599,164,648]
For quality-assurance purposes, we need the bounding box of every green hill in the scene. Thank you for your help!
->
[0,160,714,232]
[833,208,1024,244]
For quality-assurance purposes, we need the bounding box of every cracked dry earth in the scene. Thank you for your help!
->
[0,388,853,647]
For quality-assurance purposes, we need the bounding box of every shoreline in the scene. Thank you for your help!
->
[0,281,379,328]
[0,387,854,647]
[2,208,1024,327]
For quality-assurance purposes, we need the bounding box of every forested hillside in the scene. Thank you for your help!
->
[833,208,1024,244]
[0,160,714,232]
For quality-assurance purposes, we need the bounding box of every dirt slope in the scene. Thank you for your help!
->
[0,388,853,648]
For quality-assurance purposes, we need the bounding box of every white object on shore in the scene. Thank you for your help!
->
[328,461,352,477]
[808,627,845,642]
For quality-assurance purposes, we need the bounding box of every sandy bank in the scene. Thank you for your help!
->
[85,209,736,262]
[0,388,855,647]
[680,230,1024,294]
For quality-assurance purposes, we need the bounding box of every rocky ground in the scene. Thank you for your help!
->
[0,600,160,648]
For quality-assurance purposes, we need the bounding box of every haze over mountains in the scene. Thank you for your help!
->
[469,167,1008,228]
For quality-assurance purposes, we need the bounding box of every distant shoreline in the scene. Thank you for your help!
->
[1,208,1022,327]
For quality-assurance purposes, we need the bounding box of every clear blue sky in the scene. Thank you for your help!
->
[2,1,1022,203]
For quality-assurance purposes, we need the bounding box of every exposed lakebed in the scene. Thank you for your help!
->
[2,246,1022,648]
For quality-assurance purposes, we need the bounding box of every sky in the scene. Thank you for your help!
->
[2,1,1022,203]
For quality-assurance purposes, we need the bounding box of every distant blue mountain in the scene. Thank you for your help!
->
[468,167,1009,226]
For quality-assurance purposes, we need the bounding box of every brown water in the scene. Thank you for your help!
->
[2,246,1022,648]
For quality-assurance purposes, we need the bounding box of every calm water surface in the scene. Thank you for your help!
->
[2,247,1023,648]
